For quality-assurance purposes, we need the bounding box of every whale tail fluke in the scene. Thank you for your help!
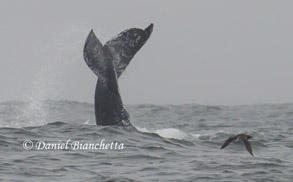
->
[83,23,153,79]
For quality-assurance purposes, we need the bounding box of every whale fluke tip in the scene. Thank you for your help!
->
[89,29,95,36]
[145,23,154,34]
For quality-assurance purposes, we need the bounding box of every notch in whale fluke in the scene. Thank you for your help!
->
[83,23,154,79]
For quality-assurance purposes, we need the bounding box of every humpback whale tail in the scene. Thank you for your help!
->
[83,24,153,126]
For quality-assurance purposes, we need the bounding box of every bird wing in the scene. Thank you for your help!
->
[241,136,254,156]
[220,136,234,149]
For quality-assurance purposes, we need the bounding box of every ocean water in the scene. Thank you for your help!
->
[0,100,292,182]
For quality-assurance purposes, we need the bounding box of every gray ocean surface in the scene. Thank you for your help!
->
[0,100,292,182]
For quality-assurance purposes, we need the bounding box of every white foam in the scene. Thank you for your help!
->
[136,127,151,133]
[83,120,90,125]
[191,133,201,139]
[154,128,190,140]
[136,127,193,140]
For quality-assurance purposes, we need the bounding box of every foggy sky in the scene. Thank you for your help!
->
[1,0,293,105]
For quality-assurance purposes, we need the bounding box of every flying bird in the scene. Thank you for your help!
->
[220,134,254,156]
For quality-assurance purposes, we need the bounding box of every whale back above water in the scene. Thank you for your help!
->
[83,24,153,126]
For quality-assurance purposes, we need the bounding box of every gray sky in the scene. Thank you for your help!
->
[1,0,293,105]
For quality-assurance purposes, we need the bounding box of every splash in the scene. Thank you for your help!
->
[18,26,90,126]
